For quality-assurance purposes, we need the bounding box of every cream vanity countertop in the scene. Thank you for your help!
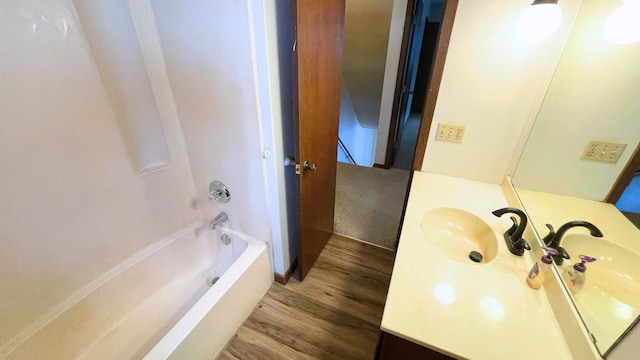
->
[515,188,640,353]
[381,172,573,359]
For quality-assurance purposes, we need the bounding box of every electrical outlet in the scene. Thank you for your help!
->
[435,123,465,143]
[581,140,627,163]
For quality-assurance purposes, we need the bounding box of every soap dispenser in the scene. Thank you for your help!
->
[527,246,559,289]
[561,255,596,294]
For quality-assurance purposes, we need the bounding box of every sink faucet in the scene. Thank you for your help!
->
[543,221,603,265]
[492,207,530,256]
[210,212,229,230]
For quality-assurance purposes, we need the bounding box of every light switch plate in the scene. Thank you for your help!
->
[581,140,627,163]
[435,123,465,143]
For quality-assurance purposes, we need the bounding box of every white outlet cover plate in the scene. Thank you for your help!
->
[435,123,465,144]
[581,140,627,163]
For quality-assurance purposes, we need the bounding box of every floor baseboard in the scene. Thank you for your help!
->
[332,232,395,252]
[274,257,298,285]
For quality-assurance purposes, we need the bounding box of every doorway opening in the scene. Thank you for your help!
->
[334,0,450,250]
[389,4,443,170]
[607,143,640,229]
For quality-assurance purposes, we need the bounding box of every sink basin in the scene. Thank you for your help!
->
[562,234,640,308]
[420,207,498,264]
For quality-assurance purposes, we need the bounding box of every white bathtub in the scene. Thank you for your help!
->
[144,229,272,359]
[6,224,272,360]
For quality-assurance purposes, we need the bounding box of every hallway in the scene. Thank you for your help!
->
[393,112,422,171]
[334,163,410,249]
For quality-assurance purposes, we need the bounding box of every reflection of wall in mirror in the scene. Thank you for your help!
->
[513,0,640,201]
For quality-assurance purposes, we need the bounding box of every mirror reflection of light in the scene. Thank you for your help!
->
[479,296,505,321]
[605,1,640,44]
[517,3,563,42]
[615,303,634,320]
[434,283,456,305]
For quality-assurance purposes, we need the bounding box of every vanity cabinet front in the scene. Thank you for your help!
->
[376,331,455,360]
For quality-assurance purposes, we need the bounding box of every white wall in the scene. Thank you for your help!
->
[0,0,198,352]
[376,0,409,165]
[513,0,640,201]
[152,0,273,259]
[421,0,583,183]
[259,0,298,275]
[343,0,395,129]
[339,80,377,166]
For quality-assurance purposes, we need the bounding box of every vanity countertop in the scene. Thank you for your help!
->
[514,188,640,353]
[381,171,573,359]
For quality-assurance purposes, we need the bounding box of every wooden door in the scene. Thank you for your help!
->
[292,0,345,280]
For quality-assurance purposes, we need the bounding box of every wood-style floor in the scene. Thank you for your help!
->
[218,235,395,360]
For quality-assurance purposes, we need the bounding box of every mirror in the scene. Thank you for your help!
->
[512,0,640,356]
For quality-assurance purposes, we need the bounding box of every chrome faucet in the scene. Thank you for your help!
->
[209,212,229,230]
[543,221,603,265]
[492,207,531,256]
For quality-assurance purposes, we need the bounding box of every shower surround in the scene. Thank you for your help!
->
[0,0,276,358]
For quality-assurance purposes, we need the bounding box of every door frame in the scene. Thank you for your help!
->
[278,0,459,284]
[380,0,458,170]
[392,0,458,250]
[411,0,457,171]
[380,0,418,168]
[605,142,640,204]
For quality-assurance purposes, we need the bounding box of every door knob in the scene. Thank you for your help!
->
[303,161,317,172]
[284,156,296,167]
[285,157,317,176]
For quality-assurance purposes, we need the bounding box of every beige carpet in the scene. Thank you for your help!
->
[334,163,410,250]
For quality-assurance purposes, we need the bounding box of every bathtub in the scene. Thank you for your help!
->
[144,228,272,359]
[5,223,272,359]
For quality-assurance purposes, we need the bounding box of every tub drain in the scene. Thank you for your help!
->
[469,251,483,263]
[221,233,232,245]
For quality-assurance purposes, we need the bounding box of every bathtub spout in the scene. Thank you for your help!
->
[209,212,228,230]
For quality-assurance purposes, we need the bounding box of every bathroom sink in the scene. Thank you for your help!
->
[420,207,498,264]
[562,234,640,308]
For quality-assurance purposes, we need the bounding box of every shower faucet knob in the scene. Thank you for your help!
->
[208,180,230,203]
